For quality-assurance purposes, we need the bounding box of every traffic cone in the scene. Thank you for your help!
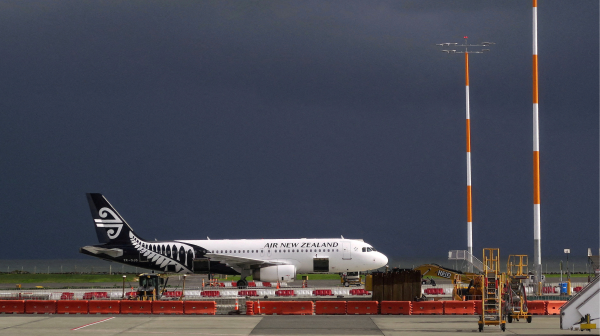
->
[235,298,239,310]
[276,281,280,289]
[202,279,205,289]
[256,300,261,314]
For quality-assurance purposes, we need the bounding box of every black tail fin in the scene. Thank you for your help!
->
[86,193,143,245]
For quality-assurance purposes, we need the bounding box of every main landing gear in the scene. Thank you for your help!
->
[237,279,248,288]
[238,269,251,288]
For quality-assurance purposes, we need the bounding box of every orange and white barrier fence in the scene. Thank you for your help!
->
[0,299,568,316]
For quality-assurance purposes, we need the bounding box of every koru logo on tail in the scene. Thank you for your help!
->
[94,207,123,239]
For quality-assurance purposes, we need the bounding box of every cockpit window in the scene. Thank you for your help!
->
[362,247,366,252]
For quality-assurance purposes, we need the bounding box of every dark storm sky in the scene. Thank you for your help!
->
[0,1,597,260]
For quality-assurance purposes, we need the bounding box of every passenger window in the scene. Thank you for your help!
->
[327,249,330,252]
[362,247,366,252]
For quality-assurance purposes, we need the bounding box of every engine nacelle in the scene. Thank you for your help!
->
[252,265,296,282]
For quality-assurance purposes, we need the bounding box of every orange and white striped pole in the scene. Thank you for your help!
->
[438,38,492,272]
[532,0,542,282]
[465,51,473,272]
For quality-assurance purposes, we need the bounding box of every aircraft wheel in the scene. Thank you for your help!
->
[343,281,349,287]
[237,279,248,288]
[526,316,532,323]
[507,315,513,323]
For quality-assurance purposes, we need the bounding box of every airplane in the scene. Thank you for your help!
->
[80,193,389,288]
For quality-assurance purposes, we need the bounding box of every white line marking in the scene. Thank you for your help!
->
[71,317,115,331]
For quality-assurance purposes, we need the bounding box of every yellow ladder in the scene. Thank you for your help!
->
[479,248,506,332]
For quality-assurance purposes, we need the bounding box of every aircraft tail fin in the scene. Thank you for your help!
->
[86,193,142,245]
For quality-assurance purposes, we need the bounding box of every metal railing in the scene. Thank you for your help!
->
[448,250,488,272]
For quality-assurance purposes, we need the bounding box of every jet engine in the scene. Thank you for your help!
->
[252,265,296,282]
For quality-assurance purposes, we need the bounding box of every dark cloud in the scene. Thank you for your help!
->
[0,1,597,261]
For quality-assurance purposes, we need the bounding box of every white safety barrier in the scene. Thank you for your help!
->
[0,285,370,300]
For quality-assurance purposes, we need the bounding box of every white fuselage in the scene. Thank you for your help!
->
[177,238,388,274]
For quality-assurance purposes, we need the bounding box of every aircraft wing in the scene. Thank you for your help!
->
[204,253,290,269]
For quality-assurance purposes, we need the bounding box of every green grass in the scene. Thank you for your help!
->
[543,273,591,278]
[0,274,137,284]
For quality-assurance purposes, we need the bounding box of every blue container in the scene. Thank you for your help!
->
[559,282,568,294]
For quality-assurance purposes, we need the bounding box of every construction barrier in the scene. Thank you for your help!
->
[275,290,295,297]
[121,301,152,314]
[545,300,567,315]
[83,292,109,300]
[60,293,74,300]
[349,289,369,295]
[313,289,334,296]
[201,290,221,297]
[424,288,444,295]
[238,290,258,297]
[315,301,346,315]
[443,301,474,315]
[0,300,25,314]
[246,301,254,315]
[412,301,443,315]
[162,291,183,298]
[254,301,282,315]
[184,301,217,315]
[152,301,184,315]
[280,301,314,315]
[25,300,56,314]
[347,301,378,315]
[56,300,88,314]
[89,301,120,314]
[474,301,482,315]
[527,301,547,315]
[380,301,412,315]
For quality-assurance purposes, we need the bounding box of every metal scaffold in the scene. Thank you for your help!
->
[479,248,506,332]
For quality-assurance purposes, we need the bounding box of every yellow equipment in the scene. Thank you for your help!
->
[414,263,481,301]
[478,248,506,332]
[504,255,532,323]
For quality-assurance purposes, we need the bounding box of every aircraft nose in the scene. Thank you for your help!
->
[378,252,388,268]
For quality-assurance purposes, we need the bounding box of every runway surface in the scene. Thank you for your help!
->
[1,315,595,336]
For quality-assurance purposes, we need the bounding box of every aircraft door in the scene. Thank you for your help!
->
[313,258,329,272]
[342,241,351,260]
[193,258,211,273]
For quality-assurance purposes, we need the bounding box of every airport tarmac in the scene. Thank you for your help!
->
[0,315,595,336]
